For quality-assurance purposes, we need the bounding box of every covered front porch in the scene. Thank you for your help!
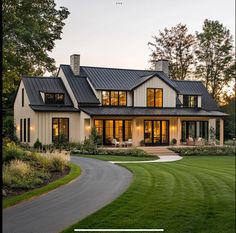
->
[88,116,225,147]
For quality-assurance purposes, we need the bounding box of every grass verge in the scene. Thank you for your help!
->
[3,162,81,209]
[62,156,235,233]
[74,154,158,161]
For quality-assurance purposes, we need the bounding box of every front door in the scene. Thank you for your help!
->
[144,120,169,145]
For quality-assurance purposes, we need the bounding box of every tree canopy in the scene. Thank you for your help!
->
[195,19,235,103]
[2,0,70,115]
[148,23,196,80]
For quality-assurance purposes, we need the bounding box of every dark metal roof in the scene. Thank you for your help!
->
[22,76,75,111]
[80,107,228,117]
[173,80,218,111]
[60,65,100,105]
[131,72,178,91]
[80,66,158,90]
[30,105,79,112]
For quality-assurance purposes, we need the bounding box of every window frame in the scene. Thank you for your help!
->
[183,95,198,108]
[146,88,163,108]
[101,90,127,107]
[52,118,69,142]
[22,88,24,107]
[45,93,65,104]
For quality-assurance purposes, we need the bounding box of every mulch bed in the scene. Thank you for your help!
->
[3,166,70,198]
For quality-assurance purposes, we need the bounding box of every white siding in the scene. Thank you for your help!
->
[133,76,177,107]
[36,112,80,145]
[14,81,38,146]
[198,96,202,108]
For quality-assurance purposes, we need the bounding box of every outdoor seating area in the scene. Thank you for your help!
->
[112,138,133,147]
[186,137,206,146]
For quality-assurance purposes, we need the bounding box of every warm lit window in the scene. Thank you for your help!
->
[102,91,110,106]
[111,91,119,106]
[102,91,127,106]
[119,91,127,106]
[183,95,198,108]
[52,118,69,142]
[95,120,103,137]
[45,93,64,104]
[147,88,163,107]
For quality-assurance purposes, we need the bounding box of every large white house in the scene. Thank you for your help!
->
[14,54,227,147]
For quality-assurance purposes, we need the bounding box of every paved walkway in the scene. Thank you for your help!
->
[3,156,133,233]
[109,155,183,164]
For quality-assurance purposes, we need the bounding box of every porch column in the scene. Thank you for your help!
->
[220,118,224,146]
[177,117,181,145]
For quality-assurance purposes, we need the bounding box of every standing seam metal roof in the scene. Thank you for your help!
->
[22,76,74,106]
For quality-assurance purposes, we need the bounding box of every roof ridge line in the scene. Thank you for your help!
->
[81,65,154,72]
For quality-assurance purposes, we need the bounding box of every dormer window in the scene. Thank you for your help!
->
[102,91,127,106]
[183,95,198,108]
[45,93,64,104]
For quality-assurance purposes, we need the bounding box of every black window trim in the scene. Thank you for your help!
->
[52,118,69,143]
[22,88,24,107]
[146,88,163,108]
[101,90,127,107]
[44,92,65,104]
[182,95,198,108]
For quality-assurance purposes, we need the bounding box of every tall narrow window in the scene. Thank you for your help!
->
[22,88,24,107]
[52,118,69,142]
[147,88,163,107]
[119,91,127,106]
[27,118,30,143]
[23,118,26,142]
[102,91,110,106]
[111,91,119,106]
[20,119,22,142]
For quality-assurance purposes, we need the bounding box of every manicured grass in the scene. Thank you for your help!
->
[62,156,235,233]
[3,162,81,209]
[75,154,158,161]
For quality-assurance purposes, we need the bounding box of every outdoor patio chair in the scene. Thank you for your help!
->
[195,137,205,146]
[126,139,133,147]
[112,139,120,147]
[186,137,195,146]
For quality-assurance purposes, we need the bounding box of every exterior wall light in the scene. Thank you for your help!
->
[137,126,140,130]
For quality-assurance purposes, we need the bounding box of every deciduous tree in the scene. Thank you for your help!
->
[195,19,235,103]
[2,0,70,115]
[148,24,196,80]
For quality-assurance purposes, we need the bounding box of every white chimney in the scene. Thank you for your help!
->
[70,54,80,75]
[155,59,169,76]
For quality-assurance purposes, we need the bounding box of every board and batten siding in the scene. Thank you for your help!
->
[36,112,80,145]
[14,81,38,146]
[133,76,177,107]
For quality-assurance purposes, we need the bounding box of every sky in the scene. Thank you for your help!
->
[48,0,235,72]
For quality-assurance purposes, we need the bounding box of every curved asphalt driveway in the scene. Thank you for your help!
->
[3,156,133,233]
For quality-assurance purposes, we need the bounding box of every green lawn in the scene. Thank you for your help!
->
[76,154,158,161]
[62,156,235,233]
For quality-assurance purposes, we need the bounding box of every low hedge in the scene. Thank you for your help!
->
[71,148,153,157]
[170,146,235,156]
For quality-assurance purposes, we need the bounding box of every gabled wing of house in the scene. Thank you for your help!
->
[14,54,227,147]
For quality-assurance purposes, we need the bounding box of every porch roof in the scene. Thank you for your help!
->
[80,107,228,117]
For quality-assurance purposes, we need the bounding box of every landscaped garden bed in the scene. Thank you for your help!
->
[2,141,81,208]
[169,146,235,156]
